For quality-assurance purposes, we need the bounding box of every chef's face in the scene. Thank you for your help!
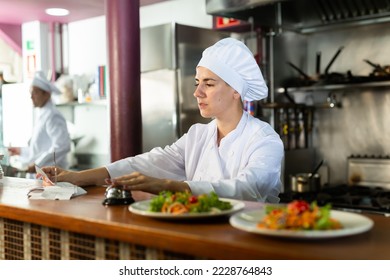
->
[30,86,50,108]
[194,66,241,119]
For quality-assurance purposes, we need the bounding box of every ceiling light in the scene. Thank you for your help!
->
[45,8,70,17]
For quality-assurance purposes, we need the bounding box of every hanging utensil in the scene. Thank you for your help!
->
[286,62,318,87]
[320,46,346,84]
[309,159,324,178]
[315,51,321,78]
[364,59,390,77]
[323,46,344,75]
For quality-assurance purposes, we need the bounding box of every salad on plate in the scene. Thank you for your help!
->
[258,200,343,230]
[149,191,233,215]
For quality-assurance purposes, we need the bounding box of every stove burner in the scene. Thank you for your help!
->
[279,184,390,214]
[377,192,390,211]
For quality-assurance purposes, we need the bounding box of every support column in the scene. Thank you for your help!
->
[106,0,142,162]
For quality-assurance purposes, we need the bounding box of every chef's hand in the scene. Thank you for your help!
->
[41,166,109,187]
[109,172,191,195]
[41,166,75,184]
[8,147,21,156]
[26,164,35,173]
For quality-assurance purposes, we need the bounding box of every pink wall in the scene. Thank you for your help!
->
[0,23,22,55]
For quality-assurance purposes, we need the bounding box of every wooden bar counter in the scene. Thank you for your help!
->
[0,176,389,260]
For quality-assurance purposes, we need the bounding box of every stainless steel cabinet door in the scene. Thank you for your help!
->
[141,69,177,152]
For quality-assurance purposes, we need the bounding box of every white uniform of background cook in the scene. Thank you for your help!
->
[19,99,71,169]
[17,71,71,170]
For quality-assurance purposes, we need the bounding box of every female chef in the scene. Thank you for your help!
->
[43,38,284,202]
[8,71,71,174]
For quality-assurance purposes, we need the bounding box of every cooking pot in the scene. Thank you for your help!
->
[289,173,321,193]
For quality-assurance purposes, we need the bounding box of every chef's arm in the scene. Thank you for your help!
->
[73,167,110,186]
[108,172,191,194]
[163,179,191,193]
[8,147,21,156]
[44,166,110,186]
[26,164,36,173]
[66,166,190,192]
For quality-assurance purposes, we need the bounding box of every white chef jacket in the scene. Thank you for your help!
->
[19,99,71,169]
[106,111,284,202]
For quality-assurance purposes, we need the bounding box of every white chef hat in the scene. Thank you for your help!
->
[31,71,61,95]
[197,38,268,101]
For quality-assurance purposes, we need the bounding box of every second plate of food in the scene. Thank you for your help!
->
[129,198,245,220]
[229,209,374,239]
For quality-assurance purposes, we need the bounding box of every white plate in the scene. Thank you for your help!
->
[229,209,374,239]
[129,198,245,219]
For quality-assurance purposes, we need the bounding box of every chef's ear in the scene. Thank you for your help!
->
[233,91,241,100]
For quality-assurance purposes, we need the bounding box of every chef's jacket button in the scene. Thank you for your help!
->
[229,151,234,156]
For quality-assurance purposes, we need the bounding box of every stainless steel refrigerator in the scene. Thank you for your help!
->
[140,23,230,152]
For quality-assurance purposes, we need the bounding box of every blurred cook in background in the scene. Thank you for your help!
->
[0,71,10,96]
[8,71,71,175]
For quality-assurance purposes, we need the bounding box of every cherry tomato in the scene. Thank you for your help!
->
[287,200,310,214]
[188,195,198,204]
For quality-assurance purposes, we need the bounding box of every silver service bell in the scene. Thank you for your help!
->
[102,185,134,206]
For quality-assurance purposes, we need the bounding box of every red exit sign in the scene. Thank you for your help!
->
[215,16,242,29]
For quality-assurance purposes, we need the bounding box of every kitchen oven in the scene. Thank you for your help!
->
[279,155,390,216]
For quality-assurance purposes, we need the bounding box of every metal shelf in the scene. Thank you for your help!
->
[56,99,107,107]
[278,80,390,93]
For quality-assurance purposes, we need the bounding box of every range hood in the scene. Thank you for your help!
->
[206,0,390,33]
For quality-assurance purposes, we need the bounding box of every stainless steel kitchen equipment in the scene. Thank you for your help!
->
[206,0,390,33]
[279,183,390,216]
[280,155,390,215]
[140,23,230,152]
[206,0,390,188]
[289,172,320,193]
[288,158,323,192]
[347,155,390,189]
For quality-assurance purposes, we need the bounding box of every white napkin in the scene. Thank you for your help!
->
[28,182,87,200]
